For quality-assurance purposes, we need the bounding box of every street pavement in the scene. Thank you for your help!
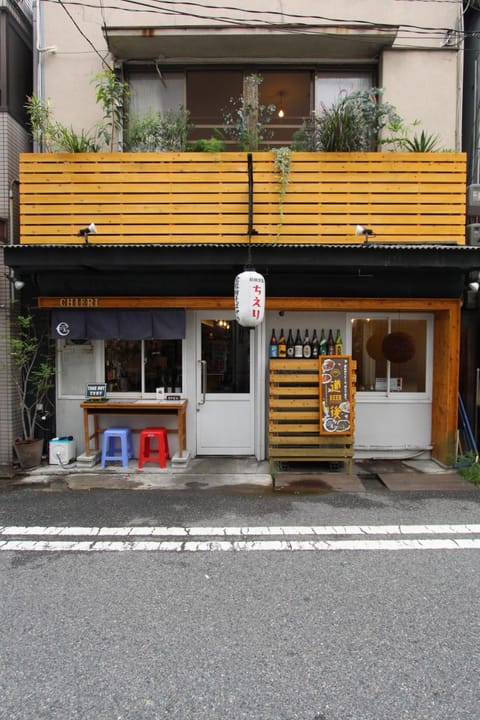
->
[1,487,480,720]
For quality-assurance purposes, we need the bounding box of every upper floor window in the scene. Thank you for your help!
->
[314,72,372,112]
[125,66,373,149]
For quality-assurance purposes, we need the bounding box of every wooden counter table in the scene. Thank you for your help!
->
[80,399,188,459]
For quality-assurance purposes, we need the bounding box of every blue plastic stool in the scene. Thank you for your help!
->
[100,427,134,468]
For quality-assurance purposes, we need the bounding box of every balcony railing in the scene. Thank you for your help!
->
[19,151,466,245]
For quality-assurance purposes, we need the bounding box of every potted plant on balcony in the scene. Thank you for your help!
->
[9,313,55,468]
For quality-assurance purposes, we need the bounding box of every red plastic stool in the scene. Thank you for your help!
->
[138,427,170,469]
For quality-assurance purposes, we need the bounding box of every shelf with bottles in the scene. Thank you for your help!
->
[269,328,343,359]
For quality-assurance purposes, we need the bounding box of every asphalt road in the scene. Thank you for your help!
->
[1,488,480,720]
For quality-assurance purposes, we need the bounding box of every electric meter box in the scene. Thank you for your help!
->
[467,185,480,215]
[49,437,76,465]
[467,224,480,246]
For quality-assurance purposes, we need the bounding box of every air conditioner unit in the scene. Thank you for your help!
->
[467,224,480,246]
[467,185,480,215]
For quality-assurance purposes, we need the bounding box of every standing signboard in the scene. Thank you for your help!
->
[319,356,352,435]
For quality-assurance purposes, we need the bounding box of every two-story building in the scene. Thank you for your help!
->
[5,0,480,470]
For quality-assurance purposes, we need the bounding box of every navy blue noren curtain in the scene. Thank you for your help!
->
[51,309,186,340]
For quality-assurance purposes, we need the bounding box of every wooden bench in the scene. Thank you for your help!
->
[268,358,356,485]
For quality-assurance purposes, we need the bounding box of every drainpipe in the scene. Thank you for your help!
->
[8,180,19,246]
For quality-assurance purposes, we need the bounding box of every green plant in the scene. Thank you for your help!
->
[26,95,56,151]
[401,129,441,152]
[273,146,292,223]
[26,95,99,152]
[125,107,192,152]
[54,125,100,152]
[8,313,55,441]
[188,131,226,152]
[222,73,276,151]
[93,69,130,151]
[293,87,403,152]
[294,98,366,152]
[456,452,480,484]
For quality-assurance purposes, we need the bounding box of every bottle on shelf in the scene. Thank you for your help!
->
[326,329,335,355]
[278,328,287,358]
[319,328,327,355]
[269,328,278,358]
[311,329,320,358]
[294,329,303,358]
[286,329,295,358]
[334,329,343,355]
[302,329,312,358]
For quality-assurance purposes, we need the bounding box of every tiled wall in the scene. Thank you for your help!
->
[0,113,30,464]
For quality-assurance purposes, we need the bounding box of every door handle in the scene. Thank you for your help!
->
[198,359,207,405]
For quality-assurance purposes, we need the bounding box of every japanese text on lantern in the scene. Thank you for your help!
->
[251,282,264,320]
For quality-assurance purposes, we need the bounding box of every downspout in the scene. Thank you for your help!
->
[246,152,258,266]
[456,4,464,154]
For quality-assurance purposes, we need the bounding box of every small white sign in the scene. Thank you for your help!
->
[156,387,165,400]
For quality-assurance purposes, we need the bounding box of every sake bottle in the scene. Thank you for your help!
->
[303,329,312,358]
[326,329,335,355]
[311,329,320,358]
[269,328,278,358]
[278,329,287,358]
[294,329,303,358]
[286,329,295,358]
[319,328,327,355]
[334,329,343,355]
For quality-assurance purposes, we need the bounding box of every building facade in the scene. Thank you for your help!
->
[5,0,480,470]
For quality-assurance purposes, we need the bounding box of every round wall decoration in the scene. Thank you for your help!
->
[381,331,416,363]
[366,333,384,360]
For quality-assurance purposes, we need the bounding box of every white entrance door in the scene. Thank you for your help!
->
[196,312,254,455]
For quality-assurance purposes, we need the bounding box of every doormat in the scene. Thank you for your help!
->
[273,472,365,492]
[377,472,476,492]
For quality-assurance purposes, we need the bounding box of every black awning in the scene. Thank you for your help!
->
[51,309,186,340]
[6,243,480,300]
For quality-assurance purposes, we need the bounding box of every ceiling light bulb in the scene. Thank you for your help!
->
[278,109,285,118]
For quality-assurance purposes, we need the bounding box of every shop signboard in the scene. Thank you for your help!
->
[319,356,352,435]
[84,383,107,402]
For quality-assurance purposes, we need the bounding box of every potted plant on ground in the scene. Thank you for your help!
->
[8,312,55,468]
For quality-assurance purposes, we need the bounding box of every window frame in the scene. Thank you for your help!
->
[57,338,185,399]
[347,312,434,403]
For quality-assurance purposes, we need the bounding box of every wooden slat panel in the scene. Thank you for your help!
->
[19,151,467,246]
[268,358,356,471]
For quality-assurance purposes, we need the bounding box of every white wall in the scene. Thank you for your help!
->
[381,50,460,149]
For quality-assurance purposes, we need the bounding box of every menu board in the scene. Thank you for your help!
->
[319,356,352,436]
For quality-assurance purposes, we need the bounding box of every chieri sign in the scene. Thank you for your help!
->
[234,270,265,327]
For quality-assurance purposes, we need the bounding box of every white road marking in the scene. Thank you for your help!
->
[2,524,480,537]
[1,524,480,552]
[1,538,480,552]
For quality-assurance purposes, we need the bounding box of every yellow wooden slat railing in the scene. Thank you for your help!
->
[19,151,467,245]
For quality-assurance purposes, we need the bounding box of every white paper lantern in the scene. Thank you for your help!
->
[234,270,265,327]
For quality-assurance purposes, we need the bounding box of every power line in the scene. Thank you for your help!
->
[55,0,112,69]
[44,0,465,40]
